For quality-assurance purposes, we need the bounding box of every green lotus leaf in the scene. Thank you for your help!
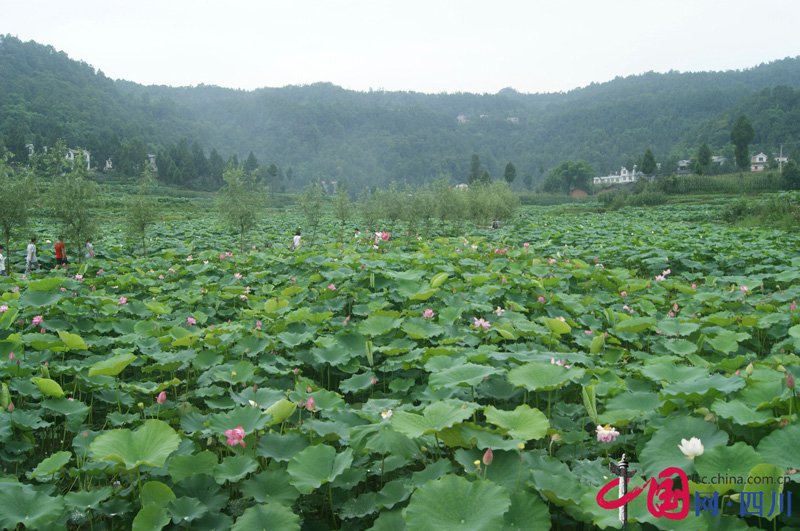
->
[240,469,301,505]
[58,330,88,350]
[30,450,71,478]
[141,481,176,508]
[391,401,475,438]
[89,419,181,471]
[614,316,655,333]
[287,445,354,494]
[543,317,571,335]
[132,505,170,531]
[503,491,551,530]
[29,377,65,398]
[429,363,500,389]
[693,442,761,494]
[0,484,64,529]
[88,352,137,377]
[63,487,113,510]
[639,415,729,478]
[214,454,258,484]
[167,496,208,524]
[507,362,585,392]
[168,451,218,484]
[405,474,510,531]
[484,404,549,441]
[711,399,774,427]
[743,463,785,520]
[232,503,301,531]
[359,314,404,336]
[756,423,800,470]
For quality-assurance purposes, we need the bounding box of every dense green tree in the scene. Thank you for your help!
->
[522,172,533,190]
[467,154,481,185]
[48,156,101,261]
[332,181,352,242]
[697,143,712,174]
[218,162,265,252]
[3,120,29,165]
[243,151,259,174]
[731,115,755,173]
[208,148,224,185]
[641,148,657,175]
[0,156,35,270]
[504,162,516,184]
[782,159,800,190]
[541,160,594,194]
[127,162,159,256]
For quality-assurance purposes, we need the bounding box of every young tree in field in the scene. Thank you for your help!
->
[127,161,160,256]
[332,182,352,243]
[0,156,35,271]
[48,151,101,261]
[467,154,481,185]
[697,143,712,175]
[641,148,657,175]
[358,188,381,234]
[218,162,265,253]
[298,180,326,245]
[731,115,755,174]
[504,162,517,184]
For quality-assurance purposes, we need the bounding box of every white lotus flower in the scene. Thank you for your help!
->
[678,437,704,460]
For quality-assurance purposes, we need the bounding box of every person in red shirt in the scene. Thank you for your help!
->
[54,236,68,271]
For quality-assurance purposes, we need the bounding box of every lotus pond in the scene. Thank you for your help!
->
[0,202,799,530]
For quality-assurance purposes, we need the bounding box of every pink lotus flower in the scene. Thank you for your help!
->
[0,305,7,313]
[596,425,620,444]
[740,285,749,293]
[60,287,67,292]
[370,377,377,385]
[252,246,256,250]
[792,300,797,312]
[239,295,248,301]
[97,269,104,276]
[32,315,44,326]
[305,397,316,411]
[186,316,197,326]
[423,308,435,319]
[224,425,246,448]
[473,317,490,330]
[620,291,627,298]
[158,274,164,280]
[548,258,556,265]
[256,320,262,330]
[11,286,19,293]
[537,296,546,304]
[523,242,530,248]
[156,391,166,404]
[234,273,242,280]
[482,447,494,465]
[692,283,697,290]
[8,352,14,361]
[187,255,192,261]
[118,296,127,305]
[494,307,505,316]
[327,284,336,290]
[654,274,666,282]
[381,409,393,420]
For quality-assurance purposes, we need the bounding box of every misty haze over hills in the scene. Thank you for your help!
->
[3,35,800,190]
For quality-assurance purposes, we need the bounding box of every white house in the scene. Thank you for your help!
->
[66,148,91,170]
[750,152,768,172]
[593,166,642,186]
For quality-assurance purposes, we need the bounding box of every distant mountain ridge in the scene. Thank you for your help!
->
[3,34,800,190]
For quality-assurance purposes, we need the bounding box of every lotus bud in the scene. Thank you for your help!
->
[305,397,316,411]
[137,402,144,409]
[8,352,14,361]
[83,430,88,438]
[482,447,494,465]
[787,373,796,390]
[307,386,312,393]
[745,363,754,376]
[777,365,786,373]
[8,402,14,412]
[293,367,299,375]
[156,391,167,404]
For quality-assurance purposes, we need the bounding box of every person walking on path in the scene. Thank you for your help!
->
[85,238,95,259]
[292,230,302,250]
[54,236,68,271]
[25,237,39,274]
[0,245,6,276]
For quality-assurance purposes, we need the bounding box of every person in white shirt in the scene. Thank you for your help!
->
[0,245,6,276]
[25,237,39,273]
[292,231,302,250]
[85,238,95,259]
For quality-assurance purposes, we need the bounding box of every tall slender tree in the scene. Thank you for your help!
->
[504,162,517,184]
[731,115,755,174]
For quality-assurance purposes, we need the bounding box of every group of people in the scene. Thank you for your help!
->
[0,237,95,276]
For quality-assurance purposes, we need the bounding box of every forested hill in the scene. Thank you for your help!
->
[3,34,800,191]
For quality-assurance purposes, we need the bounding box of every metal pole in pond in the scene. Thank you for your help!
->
[609,454,636,530]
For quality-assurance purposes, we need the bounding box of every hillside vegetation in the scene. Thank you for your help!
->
[3,34,800,191]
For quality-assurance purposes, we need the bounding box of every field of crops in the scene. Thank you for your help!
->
[1,202,798,530]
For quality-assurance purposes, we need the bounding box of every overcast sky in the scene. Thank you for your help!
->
[2,0,799,95]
